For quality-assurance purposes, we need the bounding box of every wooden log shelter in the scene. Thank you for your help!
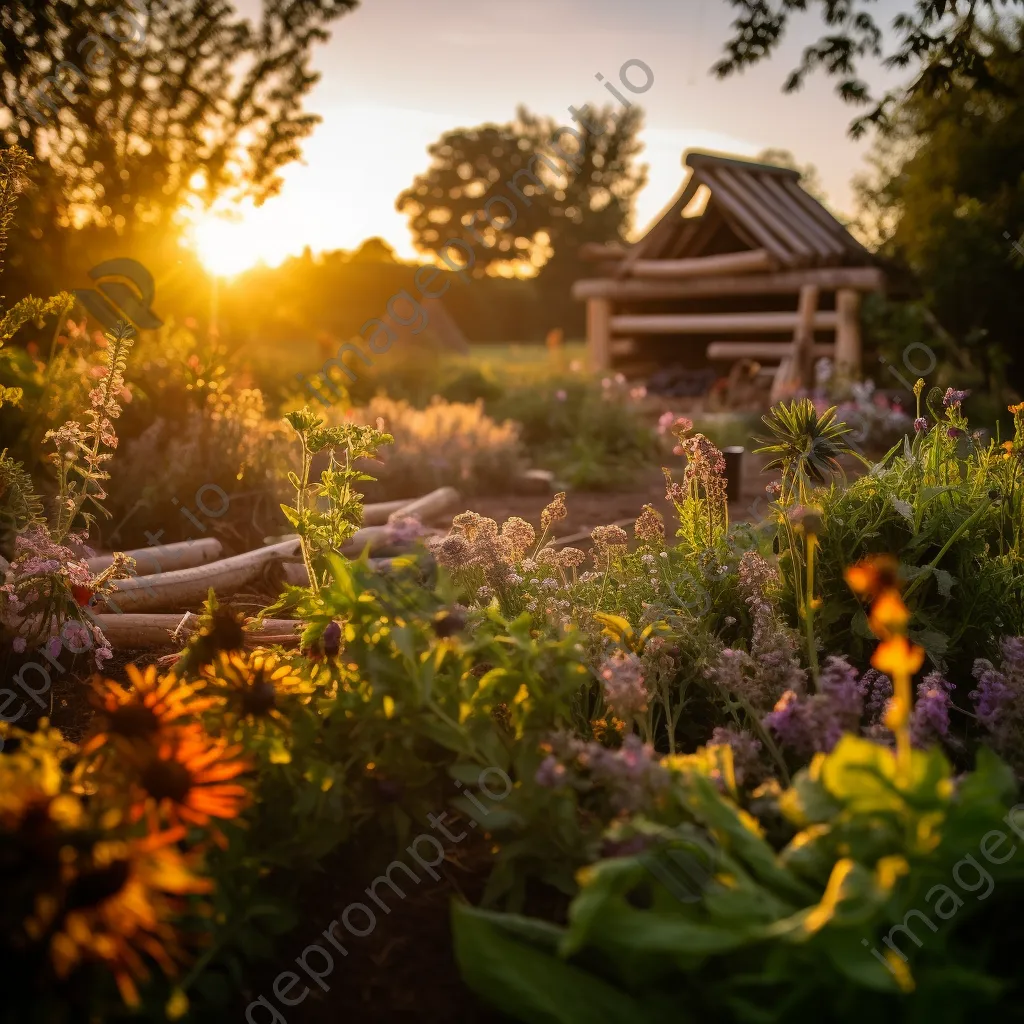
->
[573,151,885,398]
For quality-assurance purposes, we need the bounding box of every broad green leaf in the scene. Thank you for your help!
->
[452,902,647,1024]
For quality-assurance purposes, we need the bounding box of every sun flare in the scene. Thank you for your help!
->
[189,216,264,278]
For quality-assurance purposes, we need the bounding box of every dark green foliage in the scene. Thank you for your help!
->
[0,0,357,300]
[455,740,1024,1024]
[714,0,1024,137]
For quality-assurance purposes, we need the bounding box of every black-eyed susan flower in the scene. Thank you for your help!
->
[127,729,250,833]
[47,829,212,1007]
[84,665,212,754]
[200,651,311,720]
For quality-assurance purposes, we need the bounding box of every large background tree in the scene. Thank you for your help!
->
[0,0,356,299]
[396,104,647,295]
[714,0,1024,136]
[854,17,1024,397]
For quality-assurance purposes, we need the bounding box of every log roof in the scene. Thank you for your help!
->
[624,150,873,271]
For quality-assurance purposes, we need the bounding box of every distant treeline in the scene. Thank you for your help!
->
[214,242,583,347]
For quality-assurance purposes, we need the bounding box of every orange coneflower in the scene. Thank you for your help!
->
[46,829,212,1007]
[127,729,251,834]
[83,665,213,755]
[200,650,311,721]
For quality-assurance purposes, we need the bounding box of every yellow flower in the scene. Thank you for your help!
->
[871,636,925,677]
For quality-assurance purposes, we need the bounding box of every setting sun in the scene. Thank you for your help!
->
[188,214,265,278]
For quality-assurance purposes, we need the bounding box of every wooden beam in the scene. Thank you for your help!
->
[587,297,612,370]
[758,175,846,258]
[835,288,862,377]
[779,178,873,259]
[579,243,627,261]
[571,265,885,301]
[793,284,820,389]
[698,168,795,266]
[715,167,816,262]
[615,174,701,278]
[686,150,802,181]
[610,310,838,334]
[628,248,773,279]
[707,341,835,361]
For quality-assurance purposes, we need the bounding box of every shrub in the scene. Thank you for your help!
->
[342,395,526,499]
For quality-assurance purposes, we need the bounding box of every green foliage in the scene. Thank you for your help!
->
[756,399,862,499]
[456,738,1024,1024]
[489,374,659,490]
[396,105,647,278]
[806,405,1024,673]
[281,408,393,591]
[0,448,43,533]
[714,0,1024,137]
[0,1,357,302]
[855,17,1024,397]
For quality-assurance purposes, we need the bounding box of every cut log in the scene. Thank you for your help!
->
[387,487,460,524]
[628,248,773,279]
[87,538,223,575]
[98,539,304,614]
[92,613,305,649]
[361,498,415,525]
[572,266,885,302]
[708,341,835,362]
[610,311,837,335]
[110,612,300,649]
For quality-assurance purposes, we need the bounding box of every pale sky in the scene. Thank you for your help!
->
[192,0,910,274]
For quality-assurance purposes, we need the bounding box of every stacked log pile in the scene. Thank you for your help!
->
[82,488,460,649]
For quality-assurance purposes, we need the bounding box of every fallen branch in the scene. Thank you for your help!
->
[92,613,304,649]
[361,498,415,525]
[388,486,460,523]
[98,539,303,614]
[87,538,223,575]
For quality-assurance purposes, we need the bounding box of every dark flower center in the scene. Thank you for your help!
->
[109,703,161,738]
[141,758,194,803]
[207,611,246,653]
[65,858,131,911]
[241,679,277,716]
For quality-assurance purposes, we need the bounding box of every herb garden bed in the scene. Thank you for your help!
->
[4,310,1024,1024]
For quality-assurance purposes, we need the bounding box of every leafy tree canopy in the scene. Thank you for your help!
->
[0,0,356,294]
[714,0,1023,136]
[855,18,1024,394]
[396,105,647,278]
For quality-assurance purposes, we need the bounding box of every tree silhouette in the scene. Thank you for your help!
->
[854,17,1024,394]
[714,0,1023,136]
[0,0,357,293]
[396,104,647,278]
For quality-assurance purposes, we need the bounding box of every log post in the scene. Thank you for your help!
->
[835,288,862,378]
[793,284,820,390]
[586,297,612,372]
